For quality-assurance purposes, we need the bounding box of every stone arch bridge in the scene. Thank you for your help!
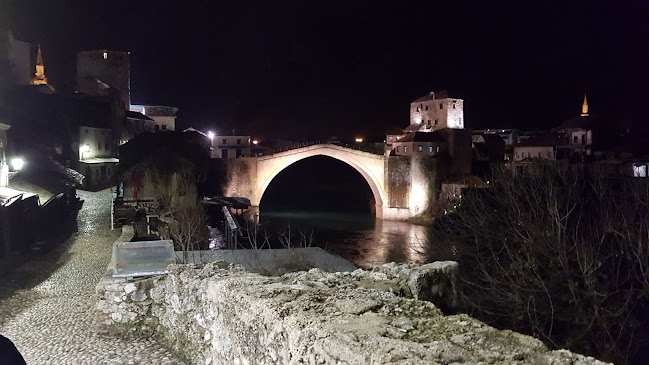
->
[219,143,435,220]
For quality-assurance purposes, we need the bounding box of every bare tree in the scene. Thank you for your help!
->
[428,163,649,364]
[144,167,208,264]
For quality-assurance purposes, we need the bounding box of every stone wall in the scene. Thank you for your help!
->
[96,261,608,365]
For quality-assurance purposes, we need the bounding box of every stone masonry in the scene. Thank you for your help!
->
[96,261,609,365]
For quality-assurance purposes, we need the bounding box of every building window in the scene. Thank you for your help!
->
[425,105,429,111]
[404,146,408,152]
[427,120,431,126]
[396,146,400,153]
[429,146,433,152]
[434,119,438,126]
[98,142,102,151]
[418,145,422,152]
[439,103,443,110]
[161,125,167,131]
[581,134,586,144]
[573,136,578,143]
[222,138,227,145]
[221,149,229,158]
[633,164,648,177]
[436,146,440,152]
[155,125,160,132]
[236,149,242,157]
[236,139,241,145]
[452,102,456,109]
[85,129,89,134]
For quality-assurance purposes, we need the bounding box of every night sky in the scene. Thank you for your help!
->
[8,0,649,140]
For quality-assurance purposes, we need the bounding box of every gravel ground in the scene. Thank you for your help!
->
[0,189,183,364]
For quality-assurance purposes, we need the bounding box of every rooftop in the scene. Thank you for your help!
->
[412,90,451,103]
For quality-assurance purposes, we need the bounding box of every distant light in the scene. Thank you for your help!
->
[252,140,259,145]
[355,138,363,143]
[11,158,24,171]
[103,52,107,59]
[82,144,91,153]
[207,131,215,140]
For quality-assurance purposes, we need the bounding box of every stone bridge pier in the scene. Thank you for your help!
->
[219,144,436,220]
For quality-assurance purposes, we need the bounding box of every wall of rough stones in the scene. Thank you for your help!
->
[96,261,608,365]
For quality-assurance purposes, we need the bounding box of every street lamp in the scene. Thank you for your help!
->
[81,144,91,160]
[207,131,215,148]
[11,158,24,171]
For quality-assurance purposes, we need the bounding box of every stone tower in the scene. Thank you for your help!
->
[76,50,131,109]
[408,91,465,132]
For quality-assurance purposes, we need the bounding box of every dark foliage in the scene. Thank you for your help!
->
[428,163,649,364]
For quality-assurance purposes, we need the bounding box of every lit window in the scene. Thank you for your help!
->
[236,139,241,145]
[418,145,422,152]
[404,146,408,152]
[436,146,440,152]
[452,102,456,109]
[429,146,433,152]
[633,164,647,178]
[103,52,107,59]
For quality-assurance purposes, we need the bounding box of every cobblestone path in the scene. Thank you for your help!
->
[0,190,183,364]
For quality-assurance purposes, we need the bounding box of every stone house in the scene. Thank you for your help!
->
[390,131,447,157]
[130,105,177,132]
[211,135,251,158]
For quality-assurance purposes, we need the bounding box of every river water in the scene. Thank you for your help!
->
[258,210,433,269]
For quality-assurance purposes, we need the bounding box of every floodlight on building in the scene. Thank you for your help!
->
[207,131,215,148]
[355,138,363,143]
[11,158,24,171]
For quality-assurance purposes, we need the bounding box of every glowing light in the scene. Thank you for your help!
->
[252,140,259,145]
[81,144,91,153]
[11,158,24,171]
[103,52,107,59]
[207,131,215,140]
[355,138,363,143]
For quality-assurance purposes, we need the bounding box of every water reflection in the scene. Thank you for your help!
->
[258,211,431,269]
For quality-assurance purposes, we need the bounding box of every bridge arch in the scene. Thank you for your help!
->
[254,145,386,214]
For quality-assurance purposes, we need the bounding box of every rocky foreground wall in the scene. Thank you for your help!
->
[96,261,608,365]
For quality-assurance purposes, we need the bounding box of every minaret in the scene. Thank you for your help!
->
[30,45,49,86]
[580,93,589,117]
